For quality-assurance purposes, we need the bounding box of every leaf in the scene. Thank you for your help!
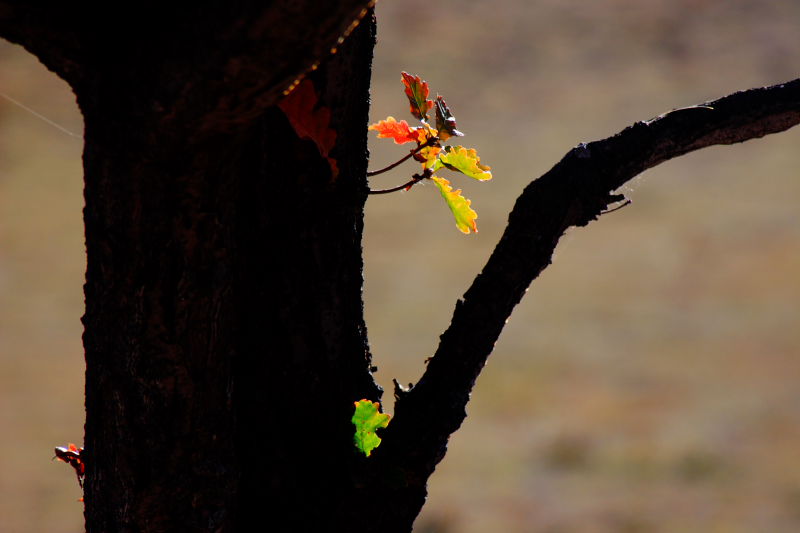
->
[439,146,492,181]
[414,145,442,170]
[411,122,439,145]
[352,399,391,457]
[368,117,418,145]
[431,176,479,234]
[401,71,434,121]
[434,96,464,141]
[54,443,86,489]
[278,79,339,178]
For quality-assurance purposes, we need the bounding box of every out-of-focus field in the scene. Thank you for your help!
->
[0,35,85,532]
[1,1,798,531]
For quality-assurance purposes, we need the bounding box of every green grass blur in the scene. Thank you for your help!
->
[2,1,800,531]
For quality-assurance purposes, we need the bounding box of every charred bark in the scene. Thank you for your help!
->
[2,3,385,531]
[3,2,799,532]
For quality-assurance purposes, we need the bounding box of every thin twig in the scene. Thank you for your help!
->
[600,198,632,215]
[368,179,419,194]
[368,171,430,194]
[367,152,417,177]
[366,137,437,177]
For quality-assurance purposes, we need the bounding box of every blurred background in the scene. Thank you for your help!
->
[1,0,798,531]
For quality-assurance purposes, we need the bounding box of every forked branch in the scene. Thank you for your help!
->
[375,78,800,503]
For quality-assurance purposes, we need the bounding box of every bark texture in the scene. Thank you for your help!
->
[80,22,379,533]
[2,2,384,532]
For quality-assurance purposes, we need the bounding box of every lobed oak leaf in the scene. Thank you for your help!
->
[410,128,430,145]
[401,71,434,121]
[439,146,492,181]
[278,79,339,178]
[352,399,391,457]
[434,96,464,141]
[431,176,479,234]
[368,116,418,144]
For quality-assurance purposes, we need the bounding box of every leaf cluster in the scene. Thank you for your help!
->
[369,72,492,233]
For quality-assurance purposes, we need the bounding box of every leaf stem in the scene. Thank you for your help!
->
[368,170,432,195]
[367,138,437,177]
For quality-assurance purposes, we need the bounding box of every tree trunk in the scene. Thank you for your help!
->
[72,9,382,533]
[0,3,429,529]
[4,4,797,532]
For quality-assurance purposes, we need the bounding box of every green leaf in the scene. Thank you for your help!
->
[401,71,434,121]
[352,399,391,456]
[439,146,492,181]
[431,176,479,234]
[434,96,464,141]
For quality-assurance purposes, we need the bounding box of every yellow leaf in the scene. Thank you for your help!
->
[439,146,492,181]
[415,145,442,170]
[431,176,479,234]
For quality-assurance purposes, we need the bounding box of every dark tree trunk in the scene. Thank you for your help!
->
[79,19,381,533]
[3,3,797,532]
[0,3,389,531]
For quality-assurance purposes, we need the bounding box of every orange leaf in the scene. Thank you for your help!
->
[278,79,339,178]
[412,122,438,144]
[368,117,418,144]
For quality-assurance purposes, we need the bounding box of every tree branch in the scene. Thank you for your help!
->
[377,78,800,497]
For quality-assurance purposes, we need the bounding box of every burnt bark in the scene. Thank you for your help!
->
[3,2,799,532]
[2,2,386,532]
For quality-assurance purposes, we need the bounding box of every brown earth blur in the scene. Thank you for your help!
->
[1,1,798,531]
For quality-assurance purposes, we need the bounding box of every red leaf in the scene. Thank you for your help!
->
[54,443,85,489]
[434,96,464,141]
[401,72,434,121]
[278,79,339,178]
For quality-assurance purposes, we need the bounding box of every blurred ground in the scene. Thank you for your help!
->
[1,1,799,531]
